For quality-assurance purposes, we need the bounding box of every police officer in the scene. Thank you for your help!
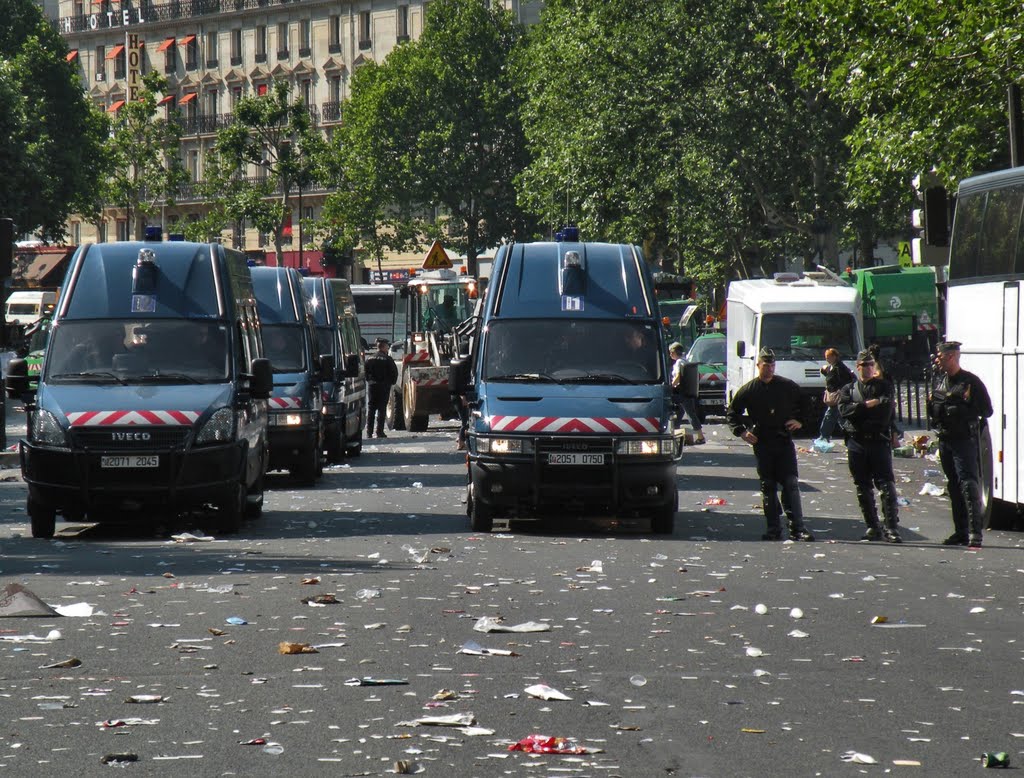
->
[726,348,814,541]
[928,341,993,547]
[669,342,705,445]
[838,349,901,543]
[364,337,398,439]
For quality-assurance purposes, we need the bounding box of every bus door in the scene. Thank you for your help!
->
[1002,281,1020,503]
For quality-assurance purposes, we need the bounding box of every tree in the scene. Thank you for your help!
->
[103,71,187,240]
[0,0,108,241]
[321,0,536,276]
[193,81,324,263]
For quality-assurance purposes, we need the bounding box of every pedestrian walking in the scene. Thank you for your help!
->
[669,342,705,444]
[364,337,398,439]
[818,348,854,442]
[726,348,814,541]
[927,341,993,547]
[838,349,902,542]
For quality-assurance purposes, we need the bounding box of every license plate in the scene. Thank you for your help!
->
[101,455,159,468]
[547,453,605,465]
[700,398,721,405]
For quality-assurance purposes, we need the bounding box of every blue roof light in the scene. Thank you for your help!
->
[143,226,163,241]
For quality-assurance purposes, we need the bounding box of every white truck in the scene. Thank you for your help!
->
[5,290,57,327]
[726,272,864,425]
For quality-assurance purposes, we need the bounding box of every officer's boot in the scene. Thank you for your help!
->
[964,480,984,547]
[878,481,902,543]
[856,485,882,541]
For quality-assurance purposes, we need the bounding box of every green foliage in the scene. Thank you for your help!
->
[0,0,108,241]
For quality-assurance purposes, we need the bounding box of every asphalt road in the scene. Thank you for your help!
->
[0,413,1021,777]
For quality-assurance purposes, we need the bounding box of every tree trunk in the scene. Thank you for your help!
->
[465,217,479,277]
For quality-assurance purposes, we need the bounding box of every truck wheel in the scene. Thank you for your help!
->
[468,485,493,533]
[387,389,406,431]
[28,498,56,539]
[403,378,429,432]
[219,482,245,534]
[651,504,676,535]
[293,444,319,487]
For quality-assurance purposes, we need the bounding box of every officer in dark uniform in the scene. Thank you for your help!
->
[928,341,993,547]
[726,348,814,541]
[364,337,398,439]
[838,349,902,543]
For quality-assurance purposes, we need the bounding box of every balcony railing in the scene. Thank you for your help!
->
[321,101,342,122]
[148,175,332,205]
[170,104,322,136]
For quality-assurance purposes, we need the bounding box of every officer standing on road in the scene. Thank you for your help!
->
[726,348,814,541]
[818,347,854,442]
[365,337,398,439]
[838,349,902,543]
[669,342,705,445]
[928,341,993,547]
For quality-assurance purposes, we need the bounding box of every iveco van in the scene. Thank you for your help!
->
[16,238,273,538]
[251,267,330,484]
[451,234,680,534]
[303,276,365,461]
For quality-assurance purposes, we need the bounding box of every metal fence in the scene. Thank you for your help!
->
[891,369,932,428]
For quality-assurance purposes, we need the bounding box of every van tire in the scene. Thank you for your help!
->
[325,431,343,464]
[651,504,676,535]
[245,469,265,519]
[387,389,405,430]
[29,498,56,539]
[219,483,245,533]
[346,429,362,457]
[293,444,319,487]
[468,486,493,534]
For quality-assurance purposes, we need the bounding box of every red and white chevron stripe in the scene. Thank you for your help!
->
[703,371,724,382]
[403,350,431,364]
[66,410,200,427]
[412,377,449,387]
[488,416,661,434]
[269,397,302,409]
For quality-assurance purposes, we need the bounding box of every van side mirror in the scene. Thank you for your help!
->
[344,353,360,378]
[319,353,335,381]
[736,340,746,358]
[449,356,472,396]
[249,357,272,399]
[5,358,29,399]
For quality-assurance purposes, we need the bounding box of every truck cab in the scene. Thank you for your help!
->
[453,236,679,534]
[251,267,330,485]
[18,239,273,538]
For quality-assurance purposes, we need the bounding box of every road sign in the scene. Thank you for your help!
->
[897,241,913,267]
[421,240,452,270]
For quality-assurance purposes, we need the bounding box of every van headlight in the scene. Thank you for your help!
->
[196,408,237,444]
[31,409,69,448]
[616,439,674,456]
[477,437,531,455]
[269,411,317,427]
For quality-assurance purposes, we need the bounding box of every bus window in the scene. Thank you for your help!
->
[977,184,1024,278]
[949,191,984,281]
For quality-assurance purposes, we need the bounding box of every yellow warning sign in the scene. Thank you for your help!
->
[897,241,912,268]
[421,240,452,270]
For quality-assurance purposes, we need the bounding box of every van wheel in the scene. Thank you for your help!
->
[245,469,265,519]
[651,504,676,535]
[387,389,405,430]
[325,430,343,464]
[28,498,56,539]
[219,483,245,534]
[346,429,362,457]
[293,444,319,487]
[469,488,493,534]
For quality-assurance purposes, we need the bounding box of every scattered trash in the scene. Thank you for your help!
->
[343,677,408,686]
[39,657,81,669]
[355,588,382,600]
[789,607,804,619]
[261,742,284,756]
[982,752,1010,768]
[0,629,62,643]
[473,617,551,633]
[170,531,213,543]
[704,497,727,506]
[239,738,267,746]
[923,468,941,477]
[278,642,318,655]
[459,641,519,657]
[100,753,139,764]
[225,616,248,626]
[896,496,911,507]
[53,602,95,618]
[396,712,477,728]
[788,629,809,638]
[300,577,320,585]
[524,683,572,701]
[745,647,764,657]
[893,445,916,458]
[393,759,424,774]
[871,616,888,624]
[812,438,836,453]
[629,674,647,687]
[508,735,597,754]
[577,561,604,573]
[0,583,60,617]
[125,694,164,704]
[300,594,340,605]
[919,482,946,497]
[741,728,766,733]
[754,603,768,615]
[840,751,877,764]
[99,718,159,728]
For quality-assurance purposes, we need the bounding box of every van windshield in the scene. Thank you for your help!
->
[262,324,307,373]
[759,313,858,359]
[483,319,663,383]
[46,320,229,382]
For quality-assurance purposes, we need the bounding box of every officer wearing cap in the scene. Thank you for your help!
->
[726,347,814,541]
[364,337,398,439]
[928,341,993,547]
[669,342,705,445]
[838,349,902,542]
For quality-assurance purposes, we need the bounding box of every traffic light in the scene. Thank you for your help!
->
[923,187,950,247]
[0,218,13,279]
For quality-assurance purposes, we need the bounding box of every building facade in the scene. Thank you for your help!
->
[57,0,541,277]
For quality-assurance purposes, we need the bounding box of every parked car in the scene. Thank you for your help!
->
[686,332,727,420]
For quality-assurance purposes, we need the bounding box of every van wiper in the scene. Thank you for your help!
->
[562,372,639,385]
[50,371,127,385]
[486,372,560,383]
[135,371,202,384]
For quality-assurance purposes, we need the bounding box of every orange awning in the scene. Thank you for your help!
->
[157,94,175,106]
[65,50,78,62]
[178,92,197,105]
[108,100,126,113]
[105,44,125,60]
[179,34,196,46]
[156,37,175,52]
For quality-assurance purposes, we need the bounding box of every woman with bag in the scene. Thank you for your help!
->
[817,348,854,442]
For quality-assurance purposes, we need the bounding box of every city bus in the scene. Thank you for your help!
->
[946,166,1024,529]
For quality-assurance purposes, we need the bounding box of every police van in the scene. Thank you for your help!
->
[303,276,366,461]
[15,237,273,538]
[251,266,330,485]
[451,232,680,534]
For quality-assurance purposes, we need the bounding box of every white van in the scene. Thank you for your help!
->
[726,272,863,423]
[5,291,57,327]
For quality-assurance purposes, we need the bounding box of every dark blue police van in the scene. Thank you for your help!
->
[15,238,273,538]
[452,234,680,534]
[303,276,366,462]
[251,266,330,485]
